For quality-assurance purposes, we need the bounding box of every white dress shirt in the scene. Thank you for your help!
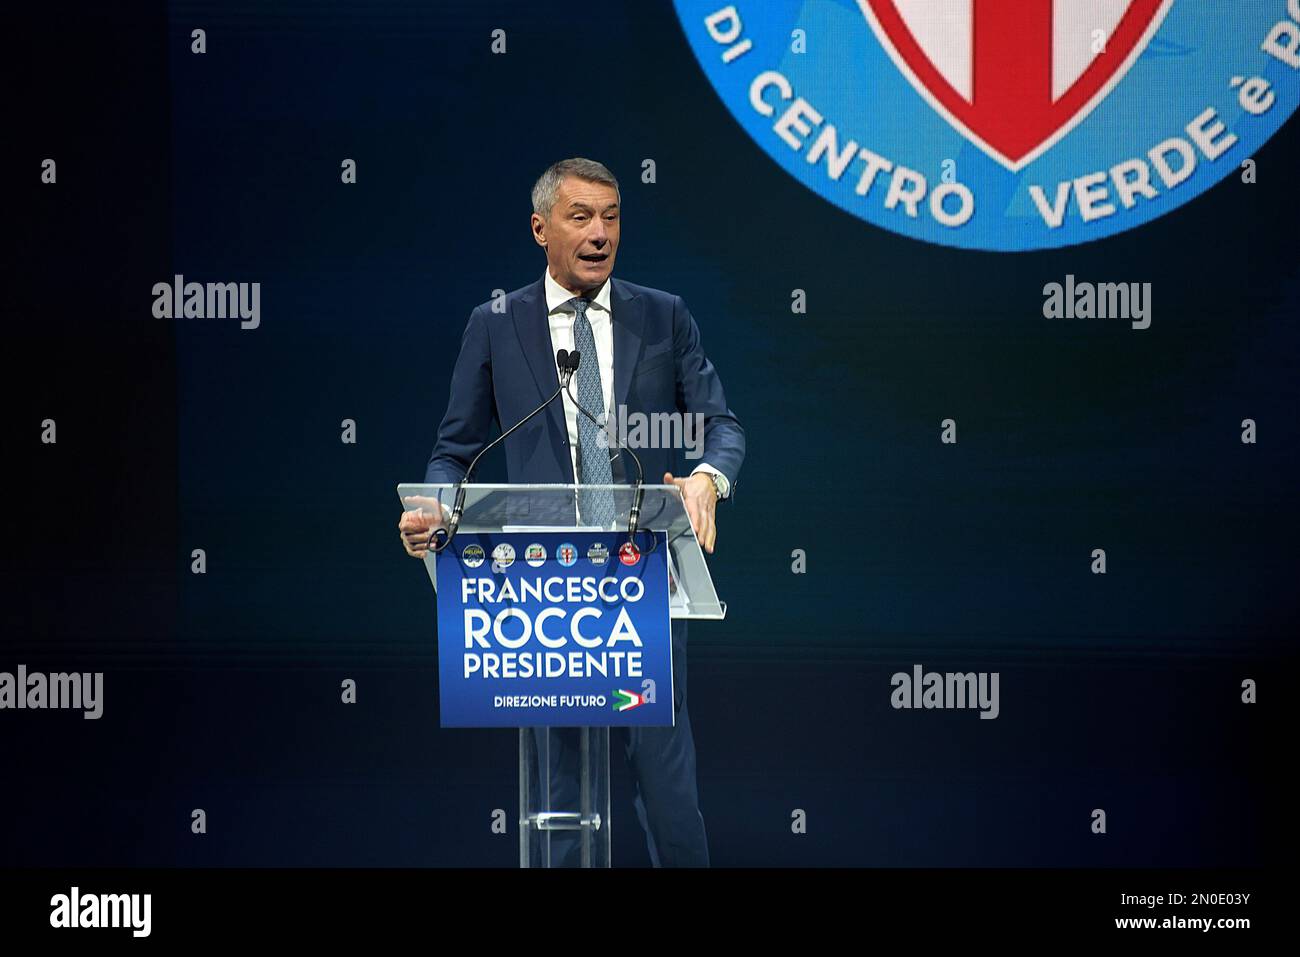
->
[542,268,728,494]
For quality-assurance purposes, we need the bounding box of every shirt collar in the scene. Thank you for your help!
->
[544,268,612,316]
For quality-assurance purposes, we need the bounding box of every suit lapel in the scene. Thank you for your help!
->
[511,279,567,446]
[610,278,645,410]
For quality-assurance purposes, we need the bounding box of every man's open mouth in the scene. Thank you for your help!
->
[579,253,608,263]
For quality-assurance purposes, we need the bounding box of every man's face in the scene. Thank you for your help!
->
[532,176,620,295]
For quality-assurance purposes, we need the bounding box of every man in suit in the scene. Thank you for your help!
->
[399,157,744,867]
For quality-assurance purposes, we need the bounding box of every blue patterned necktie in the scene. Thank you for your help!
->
[569,297,616,526]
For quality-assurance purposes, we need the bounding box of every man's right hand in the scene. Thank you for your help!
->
[399,495,450,559]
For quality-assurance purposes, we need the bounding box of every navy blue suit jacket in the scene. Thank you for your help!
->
[424,276,744,494]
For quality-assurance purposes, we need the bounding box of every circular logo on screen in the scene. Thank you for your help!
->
[556,542,579,567]
[525,543,547,567]
[587,543,610,565]
[618,542,641,566]
[673,1,1300,251]
[461,544,485,568]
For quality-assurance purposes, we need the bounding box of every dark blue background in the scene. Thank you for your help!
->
[6,1,1292,866]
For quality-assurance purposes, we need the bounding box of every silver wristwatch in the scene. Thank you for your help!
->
[709,472,729,500]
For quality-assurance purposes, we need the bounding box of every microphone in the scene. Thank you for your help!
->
[563,352,651,551]
[431,349,575,552]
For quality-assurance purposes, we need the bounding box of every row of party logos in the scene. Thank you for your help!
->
[461,540,642,572]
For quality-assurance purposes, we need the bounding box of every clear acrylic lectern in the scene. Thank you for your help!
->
[396,483,726,868]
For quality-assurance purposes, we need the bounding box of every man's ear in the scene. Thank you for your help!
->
[530,213,547,247]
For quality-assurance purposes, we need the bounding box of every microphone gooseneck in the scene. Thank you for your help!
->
[430,349,575,553]
[563,351,652,553]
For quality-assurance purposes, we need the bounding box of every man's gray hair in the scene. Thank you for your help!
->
[531,158,621,217]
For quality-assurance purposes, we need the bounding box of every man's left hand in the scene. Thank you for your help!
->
[664,471,718,554]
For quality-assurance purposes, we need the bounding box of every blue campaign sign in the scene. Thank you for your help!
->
[435,531,673,728]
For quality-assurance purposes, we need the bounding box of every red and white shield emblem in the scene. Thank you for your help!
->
[858,0,1174,170]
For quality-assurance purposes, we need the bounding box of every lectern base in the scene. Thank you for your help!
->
[519,726,611,867]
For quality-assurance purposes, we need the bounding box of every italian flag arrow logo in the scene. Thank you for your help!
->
[612,690,646,712]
